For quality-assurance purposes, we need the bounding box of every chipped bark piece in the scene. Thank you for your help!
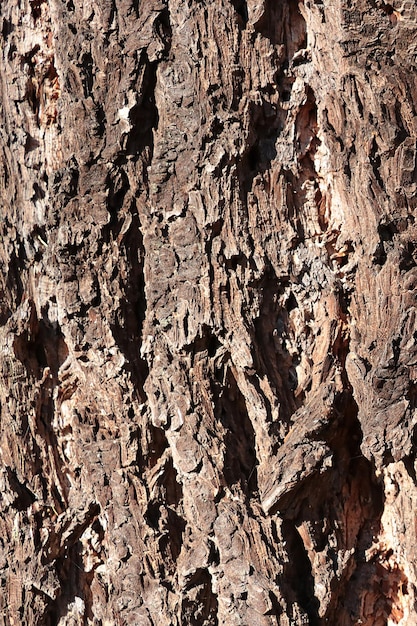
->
[1,0,417,624]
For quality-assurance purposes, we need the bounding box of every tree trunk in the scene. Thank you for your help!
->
[1,0,416,624]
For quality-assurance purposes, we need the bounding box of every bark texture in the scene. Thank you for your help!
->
[0,0,416,624]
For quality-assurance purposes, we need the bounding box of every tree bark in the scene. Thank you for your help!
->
[1,0,416,624]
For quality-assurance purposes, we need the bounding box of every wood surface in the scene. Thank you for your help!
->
[0,0,416,623]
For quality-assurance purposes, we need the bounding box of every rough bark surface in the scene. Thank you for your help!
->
[0,0,416,624]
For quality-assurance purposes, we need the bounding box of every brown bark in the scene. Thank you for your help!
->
[0,0,416,624]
